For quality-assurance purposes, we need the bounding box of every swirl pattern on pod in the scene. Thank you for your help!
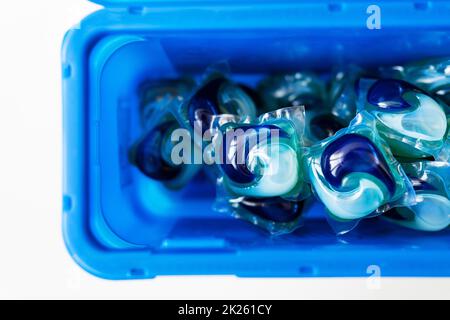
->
[220,123,299,197]
[321,133,396,196]
[186,77,256,131]
[365,79,447,144]
[367,79,423,111]
[221,124,288,185]
[187,77,225,128]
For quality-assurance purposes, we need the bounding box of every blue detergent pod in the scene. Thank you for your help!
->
[140,78,196,129]
[257,72,342,145]
[357,78,449,159]
[218,191,309,235]
[380,58,450,106]
[212,106,310,234]
[328,65,365,125]
[130,79,201,189]
[165,73,259,184]
[306,112,415,234]
[178,73,257,137]
[213,106,309,199]
[257,72,326,112]
[382,161,450,232]
[214,181,308,235]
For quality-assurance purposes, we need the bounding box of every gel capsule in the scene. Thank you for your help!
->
[358,78,448,159]
[380,58,450,106]
[131,79,200,189]
[307,113,414,221]
[229,197,306,235]
[257,72,338,144]
[382,161,450,232]
[179,75,257,135]
[140,78,196,129]
[257,72,326,111]
[214,106,308,199]
[130,116,201,189]
[131,119,181,181]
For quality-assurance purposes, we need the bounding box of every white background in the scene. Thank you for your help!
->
[0,0,449,300]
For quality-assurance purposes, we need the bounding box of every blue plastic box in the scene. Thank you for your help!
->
[62,0,450,279]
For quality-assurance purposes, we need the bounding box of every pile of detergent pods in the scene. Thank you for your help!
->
[129,58,450,236]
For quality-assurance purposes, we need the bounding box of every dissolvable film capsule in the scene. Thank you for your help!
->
[258,72,344,146]
[306,112,415,234]
[214,106,309,199]
[379,58,450,106]
[212,106,311,234]
[130,79,201,189]
[382,161,450,232]
[178,74,257,137]
[357,78,449,160]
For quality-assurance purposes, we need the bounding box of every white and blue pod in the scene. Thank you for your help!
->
[178,73,257,137]
[130,79,201,190]
[226,196,307,235]
[139,78,196,129]
[130,117,203,190]
[380,58,450,106]
[257,72,327,113]
[214,106,309,199]
[306,112,415,226]
[257,72,344,145]
[357,78,449,159]
[382,161,450,232]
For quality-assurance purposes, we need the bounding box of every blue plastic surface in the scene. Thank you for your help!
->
[62,0,450,279]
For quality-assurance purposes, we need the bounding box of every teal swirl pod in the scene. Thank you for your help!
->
[257,72,326,113]
[130,79,201,189]
[139,78,196,129]
[258,72,344,146]
[214,106,309,199]
[358,78,449,159]
[179,74,257,135]
[380,58,450,106]
[227,196,306,235]
[306,112,414,222]
[383,161,450,232]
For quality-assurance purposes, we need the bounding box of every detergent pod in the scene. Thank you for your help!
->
[382,161,450,232]
[177,72,257,138]
[229,197,306,235]
[213,105,309,199]
[257,72,326,111]
[379,58,450,106]
[257,72,342,145]
[328,65,366,125]
[129,79,201,190]
[212,105,310,234]
[214,179,308,235]
[306,112,415,235]
[357,78,449,160]
[139,78,196,129]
